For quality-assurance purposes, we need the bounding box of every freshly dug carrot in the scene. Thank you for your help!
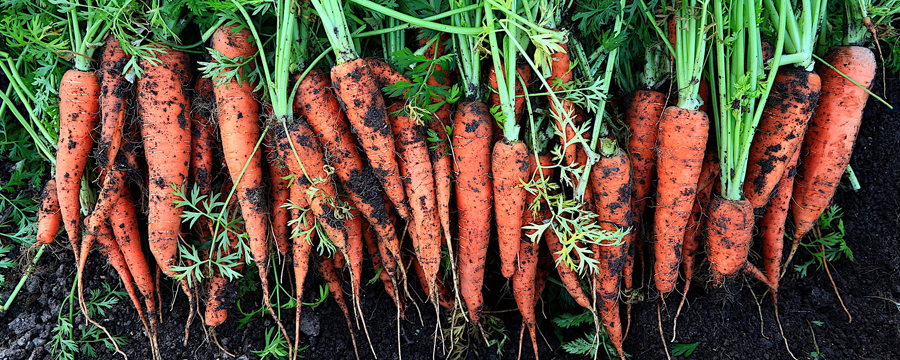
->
[211,25,274,321]
[493,140,529,278]
[705,196,772,288]
[626,90,665,232]
[389,103,441,298]
[452,101,493,325]
[743,67,822,209]
[409,247,454,309]
[57,69,101,257]
[362,217,401,312]
[342,200,365,309]
[33,179,61,249]
[331,58,410,219]
[267,138,292,256]
[790,46,876,264]
[191,77,216,198]
[206,194,245,327]
[137,44,192,281]
[97,34,131,172]
[760,148,800,291]
[590,145,633,359]
[653,107,709,294]
[515,191,543,358]
[547,44,579,166]
[289,182,316,352]
[109,187,159,331]
[320,256,359,360]
[94,220,151,337]
[294,70,403,280]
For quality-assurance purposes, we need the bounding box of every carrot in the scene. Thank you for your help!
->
[94,220,151,340]
[362,217,402,312]
[705,196,773,288]
[789,46,877,268]
[343,200,365,309]
[409,248,454,309]
[673,153,719,334]
[267,138,292,256]
[191,77,216,199]
[206,188,245,327]
[590,145,633,359]
[653,107,709,294]
[547,44,579,166]
[760,148,800,291]
[33,179,62,249]
[109,187,159,334]
[515,163,546,358]
[320,256,359,360]
[211,26,276,327]
[625,90,665,234]
[452,101,493,325]
[743,67,822,209]
[290,182,316,353]
[331,58,410,219]
[56,69,101,258]
[97,34,131,172]
[294,69,403,280]
[389,103,441,298]
[137,44,195,342]
[493,140,529,278]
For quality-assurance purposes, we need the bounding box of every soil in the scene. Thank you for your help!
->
[2,70,898,359]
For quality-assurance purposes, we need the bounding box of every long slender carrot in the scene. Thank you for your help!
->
[409,246,454,309]
[94,220,151,339]
[290,181,316,354]
[33,179,61,249]
[788,46,877,268]
[515,152,549,359]
[493,140,529,278]
[294,70,403,280]
[109,187,159,334]
[653,107,709,294]
[57,69,101,258]
[206,187,245,327]
[452,101,493,326]
[389,103,441,298]
[97,34,131,173]
[267,138,292,256]
[760,148,800,291]
[191,77,216,198]
[320,256,359,360]
[743,67,821,209]
[343,200,365,310]
[331,59,410,219]
[590,145,633,360]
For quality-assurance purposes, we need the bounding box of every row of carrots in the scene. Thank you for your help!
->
[26,0,884,359]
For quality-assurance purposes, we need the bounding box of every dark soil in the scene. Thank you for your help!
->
[2,70,898,359]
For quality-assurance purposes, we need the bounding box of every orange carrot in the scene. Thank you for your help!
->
[109,187,159,333]
[33,179,61,249]
[289,181,316,353]
[294,70,403,280]
[493,140,529,278]
[331,59,410,219]
[97,34,131,172]
[705,196,773,288]
[515,154,547,358]
[362,217,402,312]
[789,46,876,268]
[389,103,441,298]
[409,247,454,309]
[653,107,709,294]
[94,220,151,338]
[320,256,359,360]
[625,90,665,234]
[743,67,822,209]
[452,101,493,325]
[267,137,292,256]
[57,69,101,258]
[191,77,216,198]
[760,148,800,291]
[343,200,365,309]
[547,44,579,166]
[488,61,532,131]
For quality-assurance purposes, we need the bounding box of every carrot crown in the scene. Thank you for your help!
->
[763,0,828,70]
[453,0,485,100]
[484,0,523,141]
[709,0,786,201]
[671,0,711,111]
[63,0,113,71]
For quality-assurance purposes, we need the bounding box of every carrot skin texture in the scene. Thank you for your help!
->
[744,67,821,209]
[57,70,102,256]
[190,77,216,198]
[653,107,709,293]
[547,44,579,166]
[267,140,292,256]
[513,218,540,358]
[453,101,493,325]
[760,148,800,289]
[295,70,403,279]
[35,179,62,248]
[95,221,149,334]
[138,45,192,278]
[626,90,665,235]
[681,154,719,286]
[591,147,633,358]
[98,34,131,172]
[493,140,529,278]
[390,103,441,296]
[211,25,270,296]
[792,46,876,241]
[110,189,158,326]
[331,59,410,219]
[705,196,769,288]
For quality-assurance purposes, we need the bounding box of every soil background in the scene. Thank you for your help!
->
[1,69,899,360]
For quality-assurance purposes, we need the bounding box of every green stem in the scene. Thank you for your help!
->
[349,0,483,35]
[845,165,861,191]
[353,4,482,38]
[0,245,45,311]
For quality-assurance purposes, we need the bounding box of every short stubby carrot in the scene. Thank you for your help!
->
[493,140,529,278]
[57,69,101,257]
[590,146,633,359]
[791,46,877,251]
[452,101,494,326]
[705,196,771,288]
[331,58,410,219]
[744,67,821,209]
[389,103,441,298]
[653,106,709,294]
[98,34,131,172]
[295,69,403,280]
[137,44,192,280]
[33,179,62,249]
